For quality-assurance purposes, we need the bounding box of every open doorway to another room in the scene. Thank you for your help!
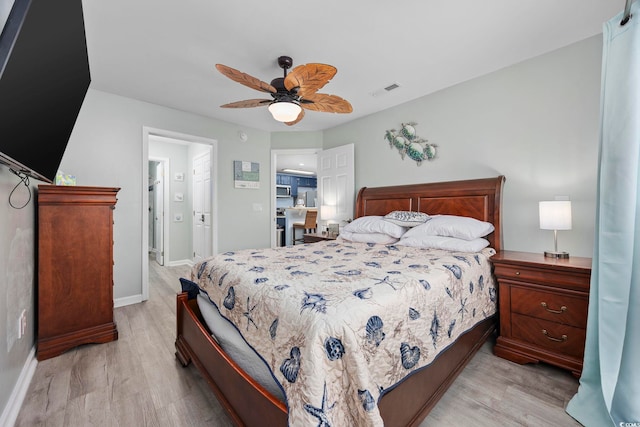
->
[142,127,218,302]
[271,148,320,247]
[271,144,355,248]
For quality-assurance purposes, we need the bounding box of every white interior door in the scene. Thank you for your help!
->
[193,151,212,262]
[154,162,164,265]
[317,144,355,226]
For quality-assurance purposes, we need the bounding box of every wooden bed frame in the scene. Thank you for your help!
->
[175,175,505,426]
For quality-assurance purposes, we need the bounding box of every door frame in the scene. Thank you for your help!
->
[149,157,170,265]
[142,126,218,301]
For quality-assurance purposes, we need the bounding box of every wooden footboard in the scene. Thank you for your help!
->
[175,292,287,426]
[378,315,496,426]
[176,291,495,427]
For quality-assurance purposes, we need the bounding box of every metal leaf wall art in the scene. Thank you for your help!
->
[384,122,437,165]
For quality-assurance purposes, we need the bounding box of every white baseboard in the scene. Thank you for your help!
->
[0,346,37,427]
[115,259,192,308]
[114,294,143,308]
[167,259,194,267]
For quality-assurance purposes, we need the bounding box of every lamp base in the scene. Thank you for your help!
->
[544,250,570,259]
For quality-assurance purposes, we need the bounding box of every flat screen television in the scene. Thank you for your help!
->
[0,0,90,183]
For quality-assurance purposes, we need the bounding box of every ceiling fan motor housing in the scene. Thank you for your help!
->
[270,77,298,103]
[277,55,293,70]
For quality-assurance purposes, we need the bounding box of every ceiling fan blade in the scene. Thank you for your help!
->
[284,63,337,97]
[216,64,276,94]
[301,93,353,113]
[285,108,305,126]
[220,99,272,108]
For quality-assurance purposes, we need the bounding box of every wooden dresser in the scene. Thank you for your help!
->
[491,250,591,378]
[37,185,120,361]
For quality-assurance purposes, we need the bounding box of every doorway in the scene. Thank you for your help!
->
[271,144,355,247]
[271,148,320,248]
[142,127,218,301]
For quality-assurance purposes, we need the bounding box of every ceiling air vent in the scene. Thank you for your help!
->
[369,82,401,97]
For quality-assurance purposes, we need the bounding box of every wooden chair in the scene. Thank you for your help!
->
[292,210,317,245]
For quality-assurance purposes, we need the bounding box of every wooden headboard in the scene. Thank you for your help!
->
[355,176,505,251]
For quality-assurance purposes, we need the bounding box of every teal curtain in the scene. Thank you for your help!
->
[566,3,640,426]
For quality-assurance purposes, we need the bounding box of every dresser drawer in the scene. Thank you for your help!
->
[510,287,588,328]
[511,313,586,359]
[493,264,589,290]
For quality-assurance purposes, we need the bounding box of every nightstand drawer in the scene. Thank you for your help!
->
[511,313,586,359]
[511,287,588,328]
[494,264,589,290]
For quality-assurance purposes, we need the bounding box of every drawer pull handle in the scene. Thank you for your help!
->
[542,329,567,342]
[515,271,520,275]
[541,302,567,314]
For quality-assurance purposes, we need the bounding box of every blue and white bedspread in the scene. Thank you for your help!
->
[190,241,497,426]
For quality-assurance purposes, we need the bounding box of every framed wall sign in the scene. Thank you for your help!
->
[233,160,260,189]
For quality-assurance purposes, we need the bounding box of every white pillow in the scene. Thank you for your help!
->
[338,230,400,244]
[405,214,494,240]
[383,210,430,227]
[343,216,406,238]
[196,293,285,401]
[397,235,490,252]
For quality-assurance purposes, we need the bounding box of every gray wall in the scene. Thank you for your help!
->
[0,165,36,424]
[60,89,273,301]
[271,131,323,149]
[324,36,601,257]
[1,34,603,420]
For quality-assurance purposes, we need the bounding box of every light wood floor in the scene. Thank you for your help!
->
[15,260,582,427]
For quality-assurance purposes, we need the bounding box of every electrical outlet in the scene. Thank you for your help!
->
[18,309,26,339]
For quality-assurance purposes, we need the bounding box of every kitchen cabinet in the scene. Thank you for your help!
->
[276,174,292,186]
[277,174,317,198]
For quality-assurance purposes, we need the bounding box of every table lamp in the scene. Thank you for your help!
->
[539,200,571,258]
[320,205,336,235]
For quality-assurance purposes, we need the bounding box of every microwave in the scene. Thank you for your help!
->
[276,185,291,197]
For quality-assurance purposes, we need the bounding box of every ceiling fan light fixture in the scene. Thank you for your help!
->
[268,101,301,122]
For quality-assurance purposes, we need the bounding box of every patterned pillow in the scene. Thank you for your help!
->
[383,211,430,227]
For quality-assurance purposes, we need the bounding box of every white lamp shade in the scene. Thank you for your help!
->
[268,102,302,122]
[539,201,572,230]
[320,205,336,221]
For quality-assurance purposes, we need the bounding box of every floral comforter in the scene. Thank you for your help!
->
[190,241,497,426]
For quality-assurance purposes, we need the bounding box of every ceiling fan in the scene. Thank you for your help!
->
[215,56,353,126]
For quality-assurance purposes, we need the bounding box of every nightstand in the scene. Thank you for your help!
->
[303,232,338,243]
[491,250,591,378]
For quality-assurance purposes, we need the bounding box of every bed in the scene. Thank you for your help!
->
[175,175,505,426]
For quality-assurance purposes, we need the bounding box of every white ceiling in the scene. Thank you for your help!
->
[82,1,622,133]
